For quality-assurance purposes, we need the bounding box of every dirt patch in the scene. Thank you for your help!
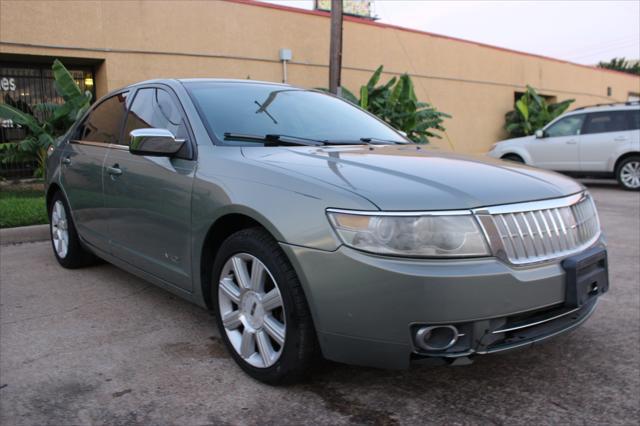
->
[112,388,132,398]
[304,381,399,426]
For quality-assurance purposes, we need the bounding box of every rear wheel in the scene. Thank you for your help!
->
[616,156,640,191]
[212,227,317,384]
[49,191,97,268]
[502,154,524,163]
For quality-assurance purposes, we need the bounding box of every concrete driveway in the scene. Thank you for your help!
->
[1,183,638,425]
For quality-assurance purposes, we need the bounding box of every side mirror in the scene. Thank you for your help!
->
[534,129,545,139]
[397,130,408,138]
[129,128,184,156]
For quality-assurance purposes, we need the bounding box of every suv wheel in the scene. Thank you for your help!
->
[502,154,524,163]
[212,227,317,384]
[49,192,97,268]
[616,156,640,191]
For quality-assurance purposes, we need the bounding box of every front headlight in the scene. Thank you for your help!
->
[327,210,490,258]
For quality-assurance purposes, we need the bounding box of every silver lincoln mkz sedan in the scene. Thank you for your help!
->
[46,79,608,384]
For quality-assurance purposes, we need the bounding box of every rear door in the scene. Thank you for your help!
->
[579,110,629,172]
[61,92,128,251]
[526,114,584,170]
[103,86,196,291]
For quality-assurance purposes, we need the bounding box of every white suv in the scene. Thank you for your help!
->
[489,102,640,190]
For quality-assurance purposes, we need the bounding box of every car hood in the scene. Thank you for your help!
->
[496,135,535,145]
[241,145,584,210]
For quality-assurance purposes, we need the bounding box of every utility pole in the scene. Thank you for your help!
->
[329,0,343,96]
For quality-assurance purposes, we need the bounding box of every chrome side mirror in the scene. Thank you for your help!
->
[534,129,545,139]
[129,128,184,156]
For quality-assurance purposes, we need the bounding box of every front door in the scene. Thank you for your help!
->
[526,114,585,171]
[61,92,128,251]
[103,87,195,291]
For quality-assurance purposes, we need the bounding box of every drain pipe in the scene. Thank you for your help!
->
[279,48,292,84]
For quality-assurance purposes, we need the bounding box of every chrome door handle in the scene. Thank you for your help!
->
[106,165,122,176]
[62,156,71,166]
[565,140,577,145]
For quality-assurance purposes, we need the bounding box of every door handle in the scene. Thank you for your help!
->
[62,156,71,166]
[565,140,577,145]
[614,136,628,141]
[106,164,122,177]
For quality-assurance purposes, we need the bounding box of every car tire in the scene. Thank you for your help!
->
[49,191,98,268]
[212,227,317,384]
[616,156,640,191]
[502,154,525,163]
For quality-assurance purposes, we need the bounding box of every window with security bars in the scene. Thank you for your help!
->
[0,63,96,177]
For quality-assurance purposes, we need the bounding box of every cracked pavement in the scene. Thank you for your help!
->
[1,182,638,425]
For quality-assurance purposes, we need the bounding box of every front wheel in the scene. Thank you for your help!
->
[501,154,524,163]
[616,156,640,191]
[212,227,317,384]
[49,192,97,268]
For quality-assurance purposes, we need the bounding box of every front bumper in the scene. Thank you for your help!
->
[281,240,606,369]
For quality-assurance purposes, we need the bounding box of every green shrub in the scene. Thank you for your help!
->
[323,66,450,143]
[0,60,92,177]
[504,85,574,138]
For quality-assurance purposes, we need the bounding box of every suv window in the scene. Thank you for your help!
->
[582,111,628,134]
[123,88,188,146]
[77,92,128,144]
[545,114,585,137]
[628,110,640,130]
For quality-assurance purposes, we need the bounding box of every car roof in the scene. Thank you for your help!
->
[126,78,293,90]
[568,101,639,114]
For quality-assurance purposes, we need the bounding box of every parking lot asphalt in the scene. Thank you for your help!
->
[1,182,639,426]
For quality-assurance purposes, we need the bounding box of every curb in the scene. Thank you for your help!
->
[0,224,49,246]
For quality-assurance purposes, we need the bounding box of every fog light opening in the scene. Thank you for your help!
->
[416,325,459,351]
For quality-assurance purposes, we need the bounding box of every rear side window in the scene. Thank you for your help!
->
[77,92,128,144]
[122,88,188,146]
[628,110,640,130]
[582,111,628,135]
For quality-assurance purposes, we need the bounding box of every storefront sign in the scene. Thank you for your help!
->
[0,77,17,91]
[315,0,375,19]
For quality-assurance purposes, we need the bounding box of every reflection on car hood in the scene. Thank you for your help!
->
[242,145,584,210]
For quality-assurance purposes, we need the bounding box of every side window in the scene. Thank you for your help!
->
[77,92,128,144]
[545,114,585,138]
[582,111,628,135]
[123,88,188,146]
[627,110,640,130]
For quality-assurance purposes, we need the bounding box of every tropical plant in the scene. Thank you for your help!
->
[504,85,574,138]
[597,57,640,76]
[322,66,450,143]
[0,59,92,177]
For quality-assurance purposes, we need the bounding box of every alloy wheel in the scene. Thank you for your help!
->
[620,161,640,189]
[51,200,69,258]
[218,253,286,368]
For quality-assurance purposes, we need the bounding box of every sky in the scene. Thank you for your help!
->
[260,0,640,65]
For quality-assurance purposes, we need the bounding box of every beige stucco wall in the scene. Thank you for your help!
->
[2,0,639,153]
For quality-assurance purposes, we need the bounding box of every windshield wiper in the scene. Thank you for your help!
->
[359,137,409,145]
[223,133,326,147]
[322,137,408,145]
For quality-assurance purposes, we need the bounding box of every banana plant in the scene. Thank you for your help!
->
[504,85,574,138]
[0,59,92,177]
[318,65,450,143]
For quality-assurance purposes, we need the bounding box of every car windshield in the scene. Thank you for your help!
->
[185,82,407,145]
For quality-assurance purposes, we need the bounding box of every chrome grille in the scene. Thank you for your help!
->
[476,193,600,265]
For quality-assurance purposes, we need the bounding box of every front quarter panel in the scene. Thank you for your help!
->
[191,145,377,250]
[190,145,378,304]
[491,139,533,164]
